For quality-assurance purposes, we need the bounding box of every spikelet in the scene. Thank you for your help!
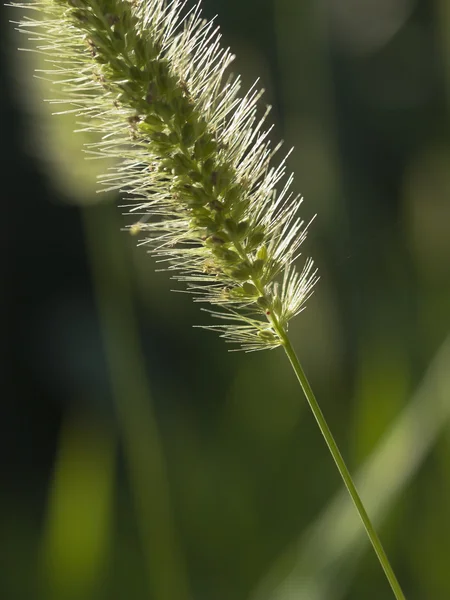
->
[12,0,318,350]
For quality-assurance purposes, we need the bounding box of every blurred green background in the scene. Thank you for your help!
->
[1,0,450,599]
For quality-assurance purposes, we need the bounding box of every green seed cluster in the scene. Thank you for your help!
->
[15,0,317,349]
[66,0,278,307]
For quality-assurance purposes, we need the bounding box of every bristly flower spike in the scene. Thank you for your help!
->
[12,0,318,350]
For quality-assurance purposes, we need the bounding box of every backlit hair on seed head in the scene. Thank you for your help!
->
[12,0,318,350]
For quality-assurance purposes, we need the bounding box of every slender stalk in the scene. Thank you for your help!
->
[275,328,406,600]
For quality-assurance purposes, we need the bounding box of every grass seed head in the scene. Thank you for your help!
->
[12,0,319,350]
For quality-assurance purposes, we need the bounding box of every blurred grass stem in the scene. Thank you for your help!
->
[278,332,406,600]
[82,204,190,600]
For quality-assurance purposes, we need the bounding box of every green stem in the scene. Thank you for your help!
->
[276,328,406,600]
[231,234,404,597]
